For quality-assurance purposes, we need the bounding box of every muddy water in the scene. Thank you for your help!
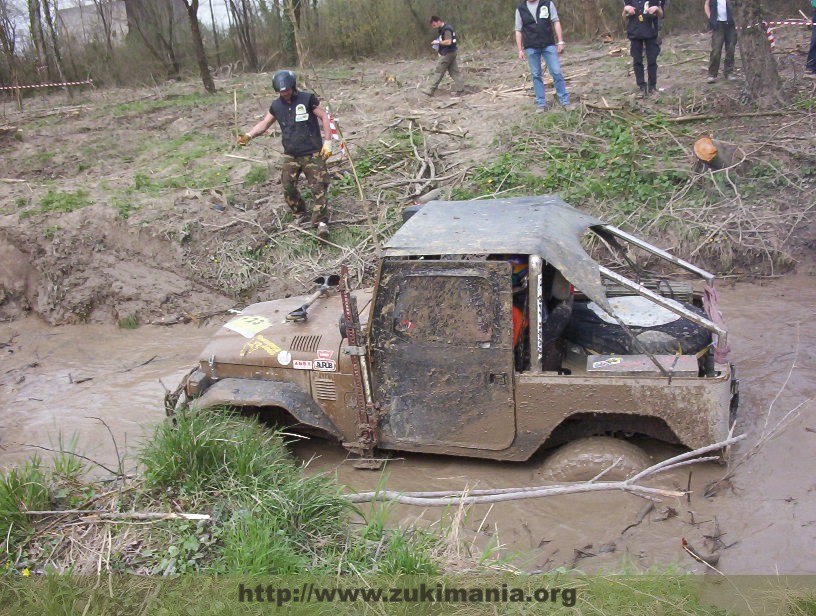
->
[1,275,814,574]
[0,319,217,472]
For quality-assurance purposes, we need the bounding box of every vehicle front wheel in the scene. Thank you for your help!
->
[539,436,652,482]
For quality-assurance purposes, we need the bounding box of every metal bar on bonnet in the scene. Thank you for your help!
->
[598,225,715,283]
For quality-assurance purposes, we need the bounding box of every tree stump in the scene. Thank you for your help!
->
[693,136,744,171]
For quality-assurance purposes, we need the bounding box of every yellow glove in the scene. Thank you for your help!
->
[320,140,333,160]
[237,133,251,146]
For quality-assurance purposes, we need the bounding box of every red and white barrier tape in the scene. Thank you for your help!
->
[326,106,346,159]
[0,78,93,91]
[765,22,776,49]
[738,19,813,30]
[762,19,813,27]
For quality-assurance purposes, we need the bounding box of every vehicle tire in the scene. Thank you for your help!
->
[539,436,652,482]
[564,296,711,355]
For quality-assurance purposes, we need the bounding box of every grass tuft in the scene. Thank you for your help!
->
[0,458,50,548]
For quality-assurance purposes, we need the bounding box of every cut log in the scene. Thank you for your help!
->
[693,136,744,170]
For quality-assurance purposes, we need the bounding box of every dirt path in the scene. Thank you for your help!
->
[2,275,813,574]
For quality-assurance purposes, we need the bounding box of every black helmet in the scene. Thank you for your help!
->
[272,70,296,92]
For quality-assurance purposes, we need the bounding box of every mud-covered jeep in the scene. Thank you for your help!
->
[171,196,738,464]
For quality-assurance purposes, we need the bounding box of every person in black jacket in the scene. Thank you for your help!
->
[514,0,570,110]
[623,0,664,95]
[421,16,465,97]
[704,0,738,82]
[237,70,333,238]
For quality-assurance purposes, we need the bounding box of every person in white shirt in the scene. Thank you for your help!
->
[704,0,738,83]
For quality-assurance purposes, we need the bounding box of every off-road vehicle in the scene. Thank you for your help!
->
[170,196,738,466]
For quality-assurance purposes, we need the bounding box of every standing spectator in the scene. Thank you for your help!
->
[807,0,816,76]
[623,0,664,96]
[515,0,570,110]
[704,0,738,82]
[421,16,465,97]
[237,70,333,239]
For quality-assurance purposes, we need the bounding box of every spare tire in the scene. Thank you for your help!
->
[540,436,652,482]
[564,295,711,355]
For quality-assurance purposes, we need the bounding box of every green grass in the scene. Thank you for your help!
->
[42,224,61,239]
[243,165,268,187]
[137,409,435,574]
[0,458,50,548]
[20,189,92,219]
[107,91,237,117]
[117,314,139,329]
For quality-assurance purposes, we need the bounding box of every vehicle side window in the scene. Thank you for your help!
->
[393,275,493,344]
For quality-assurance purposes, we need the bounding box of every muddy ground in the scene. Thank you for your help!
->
[1,28,816,575]
[1,276,814,575]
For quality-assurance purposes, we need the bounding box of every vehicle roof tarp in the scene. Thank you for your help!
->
[383,195,613,312]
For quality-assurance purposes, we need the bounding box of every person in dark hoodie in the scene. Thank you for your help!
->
[623,0,665,96]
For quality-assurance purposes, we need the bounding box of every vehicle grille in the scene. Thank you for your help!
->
[289,335,321,353]
[313,377,337,401]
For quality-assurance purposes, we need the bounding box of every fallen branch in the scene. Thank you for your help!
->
[665,110,795,123]
[224,153,267,165]
[23,510,209,521]
[347,435,743,506]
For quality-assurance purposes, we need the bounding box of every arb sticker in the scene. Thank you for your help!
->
[293,359,313,370]
[313,359,336,372]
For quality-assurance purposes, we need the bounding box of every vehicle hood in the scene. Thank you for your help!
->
[198,289,372,369]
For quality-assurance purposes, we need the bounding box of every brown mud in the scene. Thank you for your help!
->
[2,274,814,574]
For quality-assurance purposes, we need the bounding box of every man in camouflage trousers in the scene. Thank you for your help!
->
[238,70,333,238]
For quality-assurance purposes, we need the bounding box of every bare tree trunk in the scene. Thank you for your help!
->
[124,0,181,80]
[730,0,785,108]
[0,0,22,108]
[91,0,115,57]
[41,0,70,98]
[207,0,220,67]
[284,0,303,68]
[580,0,611,38]
[228,0,258,71]
[180,0,216,93]
[27,0,50,81]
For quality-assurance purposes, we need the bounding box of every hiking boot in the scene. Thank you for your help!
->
[316,222,329,239]
[707,75,717,84]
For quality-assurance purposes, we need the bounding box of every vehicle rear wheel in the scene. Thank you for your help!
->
[539,436,652,482]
